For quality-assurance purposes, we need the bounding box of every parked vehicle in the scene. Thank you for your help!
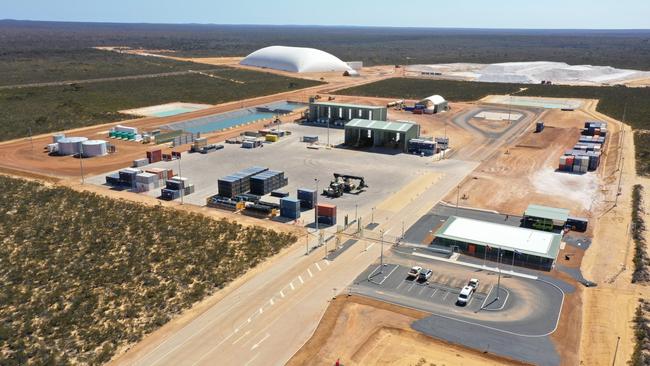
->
[468,278,479,290]
[418,269,433,282]
[457,285,475,306]
[407,266,422,279]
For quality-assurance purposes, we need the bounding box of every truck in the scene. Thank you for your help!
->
[407,266,422,279]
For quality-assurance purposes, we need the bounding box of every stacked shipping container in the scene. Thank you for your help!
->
[558,121,607,173]
[316,203,337,225]
[297,188,317,209]
[218,166,269,198]
[250,170,288,195]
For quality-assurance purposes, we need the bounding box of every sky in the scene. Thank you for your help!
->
[3,0,650,29]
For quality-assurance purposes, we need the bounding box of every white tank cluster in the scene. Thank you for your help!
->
[52,135,108,157]
[57,136,88,156]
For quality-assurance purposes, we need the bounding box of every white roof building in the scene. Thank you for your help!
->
[420,95,447,107]
[240,46,352,73]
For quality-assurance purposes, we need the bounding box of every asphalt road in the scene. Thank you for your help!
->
[113,155,479,366]
[351,251,569,366]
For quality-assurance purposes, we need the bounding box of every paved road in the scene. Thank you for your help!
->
[352,250,569,366]
[113,159,479,366]
[447,106,542,162]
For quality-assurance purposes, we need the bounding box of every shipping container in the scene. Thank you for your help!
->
[265,134,279,142]
[147,149,162,163]
[161,189,180,200]
[133,158,149,168]
[280,197,301,219]
[297,188,317,209]
[316,203,336,218]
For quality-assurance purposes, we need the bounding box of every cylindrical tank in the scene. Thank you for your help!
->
[57,137,88,155]
[81,140,108,157]
[52,133,65,143]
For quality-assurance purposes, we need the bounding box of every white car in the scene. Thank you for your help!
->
[407,266,423,279]
[457,285,475,305]
[468,278,479,290]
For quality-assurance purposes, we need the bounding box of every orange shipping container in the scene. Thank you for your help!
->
[316,203,336,217]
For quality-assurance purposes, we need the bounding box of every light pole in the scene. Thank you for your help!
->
[379,229,385,273]
[315,178,319,243]
[456,184,460,213]
[496,247,502,301]
[355,203,358,222]
[178,156,184,205]
[511,251,517,272]
[79,143,85,184]
[371,207,375,224]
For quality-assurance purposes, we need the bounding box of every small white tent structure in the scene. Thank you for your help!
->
[240,46,352,73]
[418,95,449,114]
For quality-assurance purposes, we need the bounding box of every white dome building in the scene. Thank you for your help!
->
[240,46,352,73]
[418,95,449,114]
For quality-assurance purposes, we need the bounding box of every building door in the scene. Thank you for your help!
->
[468,244,476,254]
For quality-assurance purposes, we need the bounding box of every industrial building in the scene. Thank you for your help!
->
[240,46,352,73]
[434,216,562,271]
[523,204,569,231]
[343,119,420,153]
[308,101,387,126]
[417,95,449,114]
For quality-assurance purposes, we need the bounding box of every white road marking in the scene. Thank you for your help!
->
[307,268,313,277]
[290,282,295,290]
[279,290,285,298]
[443,291,450,301]
[480,285,495,309]
[324,260,330,266]
[299,275,304,284]
[315,262,322,271]
[232,330,251,345]
[396,281,406,290]
[244,353,259,366]
[378,265,398,285]
[367,243,375,250]
[269,298,275,306]
[407,282,416,292]
[430,288,438,298]
[250,333,270,351]
[259,307,264,314]
[418,286,427,295]
[188,332,238,366]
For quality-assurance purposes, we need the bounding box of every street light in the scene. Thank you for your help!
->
[379,229,385,273]
[79,143,85,184]
[371,207,375,224]
[178,155,184,205]
[314,177,319,239]
[496,247,503,301]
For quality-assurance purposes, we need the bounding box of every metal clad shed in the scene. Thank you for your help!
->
[344,119,420,152]
[523,204,570,231]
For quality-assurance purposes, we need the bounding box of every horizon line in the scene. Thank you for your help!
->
[2,18,649,31]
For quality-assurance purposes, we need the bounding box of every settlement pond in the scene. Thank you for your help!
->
[163,101,307,134]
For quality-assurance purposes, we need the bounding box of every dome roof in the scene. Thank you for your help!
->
[240,46,352,73]
[420,95,446,107]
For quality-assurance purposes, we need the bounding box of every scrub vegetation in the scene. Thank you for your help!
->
[3,20,650,70]
[0,70,319,142]
[631,299,650,366]
[0,175,297,365]
[632,184,650,283]
[0,48,216,87]
[336,78,650,175]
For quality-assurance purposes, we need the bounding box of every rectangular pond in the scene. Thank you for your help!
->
[162,101,306,134]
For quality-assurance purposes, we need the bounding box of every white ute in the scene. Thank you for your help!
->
[407,266,422,279]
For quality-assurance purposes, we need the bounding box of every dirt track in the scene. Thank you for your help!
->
[287,295,529,366]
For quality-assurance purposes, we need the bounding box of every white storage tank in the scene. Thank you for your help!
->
[52,133,65,143]
[57,137,88,155]
[81,140,108,157]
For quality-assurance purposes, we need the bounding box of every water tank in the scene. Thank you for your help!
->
[52,133,65,143]
[81,140,108,157]
[57,137,88,155]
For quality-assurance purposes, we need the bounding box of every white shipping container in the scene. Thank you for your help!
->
[136,172,157,184]
[115,125,138,134]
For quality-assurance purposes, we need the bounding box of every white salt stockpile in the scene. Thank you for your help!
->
[407,61,650,86]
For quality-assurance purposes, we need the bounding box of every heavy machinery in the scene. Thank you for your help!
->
[322,173,368,198]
